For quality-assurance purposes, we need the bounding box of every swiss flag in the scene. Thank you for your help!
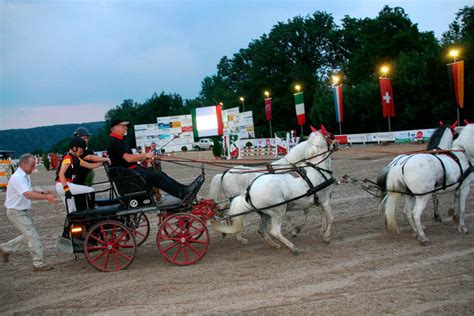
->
[379,78,396,118]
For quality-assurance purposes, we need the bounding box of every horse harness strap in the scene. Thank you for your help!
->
[401,151,464,191]
[237,163,335,218]
[392,151,472,196]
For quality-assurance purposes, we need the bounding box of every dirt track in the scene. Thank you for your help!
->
[1,144,473,315]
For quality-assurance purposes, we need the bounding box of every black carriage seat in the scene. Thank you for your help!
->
[107,167,149,196]
[67,204,124,221]
[106,167,154,208]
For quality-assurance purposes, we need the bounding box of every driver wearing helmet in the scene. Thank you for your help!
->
[73,127,110,185]
[55,137,104,212]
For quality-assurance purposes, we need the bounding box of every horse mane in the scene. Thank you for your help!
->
[452,124,474,157]
[426,125,449,150]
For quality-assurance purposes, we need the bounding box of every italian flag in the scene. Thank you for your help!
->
[191,105,224,138]
[294,92,306,126]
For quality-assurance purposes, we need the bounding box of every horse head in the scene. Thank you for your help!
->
[305,126,336,164]
[452,123,474,159]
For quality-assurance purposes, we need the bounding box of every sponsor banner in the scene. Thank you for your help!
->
[347,134,367,144]
[223,110,255,139]
[135,115,194,151]
[367,132,395,142]
[394,129,435,143]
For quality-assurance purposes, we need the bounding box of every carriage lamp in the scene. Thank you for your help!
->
[70,225,84,235]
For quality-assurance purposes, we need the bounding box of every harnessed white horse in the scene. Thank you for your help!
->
[380,123,457,223]
[380,124,474,244]
[209,126,332,242]
[211,130,336,255]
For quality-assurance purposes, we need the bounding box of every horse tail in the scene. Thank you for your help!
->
[381,191,401,234]
[210,195,247,234]
[376,167,390,196]
[209,174,225,201]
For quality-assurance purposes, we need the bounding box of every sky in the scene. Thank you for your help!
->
[0,0,468,130]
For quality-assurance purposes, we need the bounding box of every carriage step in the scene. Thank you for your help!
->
[57,237,74,254]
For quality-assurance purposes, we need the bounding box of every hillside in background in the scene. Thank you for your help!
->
[0,121,105,156]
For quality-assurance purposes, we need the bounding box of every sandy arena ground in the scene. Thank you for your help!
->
[0,143,473,315]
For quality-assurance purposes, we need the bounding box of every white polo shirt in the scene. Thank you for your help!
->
[4,167,32,210]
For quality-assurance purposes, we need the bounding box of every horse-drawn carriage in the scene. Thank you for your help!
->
[58,165,219,272]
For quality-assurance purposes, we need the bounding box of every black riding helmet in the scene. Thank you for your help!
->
[73,127,90,137]
[69,137,87,150]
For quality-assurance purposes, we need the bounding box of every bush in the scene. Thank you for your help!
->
[181,146,188,152]
[161,148,166,154]
[245,141,253,147]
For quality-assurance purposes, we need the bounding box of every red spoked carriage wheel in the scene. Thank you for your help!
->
[157,213,209,266]
[126,213,150,247]
[84,220,137,272]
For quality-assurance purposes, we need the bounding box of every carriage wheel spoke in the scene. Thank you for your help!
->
[87,245,106,252]
[182,245,190,262]
[90,234,106,245]
[171,244,182,261]
[112,252,120,271]
[90,249,106,263]
[184,242,202,256]
[102,250,111,271]
[162,241,180,252]
[111,248,132,260]
[189,228,206,238]
[111,231,128,247]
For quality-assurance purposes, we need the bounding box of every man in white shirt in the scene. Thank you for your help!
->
[0,154,57,272]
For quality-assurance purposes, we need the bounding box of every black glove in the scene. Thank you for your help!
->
[65,190,73,199]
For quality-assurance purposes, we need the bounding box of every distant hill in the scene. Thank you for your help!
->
[0,122,105,156]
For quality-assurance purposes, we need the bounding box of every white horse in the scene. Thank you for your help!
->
[379,123,457,223]
[211,130,336,255]
[380,124,474,244]
[209,126,332,242]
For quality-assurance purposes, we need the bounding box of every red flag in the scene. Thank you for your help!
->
[265,98,272,121]
[379,78,395,118]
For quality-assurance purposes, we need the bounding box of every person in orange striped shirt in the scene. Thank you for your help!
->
[55,137,103,213]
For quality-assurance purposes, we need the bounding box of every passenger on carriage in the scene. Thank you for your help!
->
[107,118,200,202]
[55,137,104,212]
[72,127,110,186]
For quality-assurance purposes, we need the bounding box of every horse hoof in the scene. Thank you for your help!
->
[419,238,431,246]
[323,237,332,244]
[236,237,249,244]
[434,216,442,222]
[458,226,468,234]
[447,208,455,217]
[292,249,300,256]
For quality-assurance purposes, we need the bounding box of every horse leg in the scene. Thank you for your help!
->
[432,194,442,222]
[258,213,281,249]
[268,209,300,255]
[285,214,300,237]
[451,190,461,224]
[403,196,417,234]
[319,195,334,243]
[412,196,431,245]
[457,186,470,234]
